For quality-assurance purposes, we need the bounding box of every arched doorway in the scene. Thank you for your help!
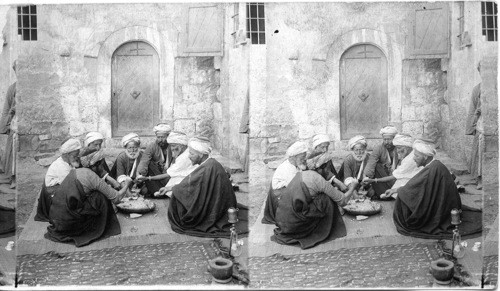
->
[111,41,160,137]
[339,44,388,140]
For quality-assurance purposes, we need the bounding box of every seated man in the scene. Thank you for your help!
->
[46,150,132,247]
[364,134,423,199]
[80,131,120,188]
[110,133,143,185]
[168,137,247,237]
[308,134,330,158]
[136,123,173,197]
[340,135,370,198]
[391,140,482,238]
[363,125,399,197]
[272,153,359,249]
[307,134,346,191]
[144,131,199,198]
[35,139,82,222]
[261,141,308,224]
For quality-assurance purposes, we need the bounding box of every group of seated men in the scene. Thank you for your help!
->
[35,124,247,247]
[263,125,482,249]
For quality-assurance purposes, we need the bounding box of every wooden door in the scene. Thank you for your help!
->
[111,41,159,137]
[340,44,388,140]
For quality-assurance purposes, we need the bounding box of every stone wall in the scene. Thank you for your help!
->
[14,4,224,158]
[401,58,447,143]
[252,2,446,164]
[213,3,250,167]
[442,1,487,165]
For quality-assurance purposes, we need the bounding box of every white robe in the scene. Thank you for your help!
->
[165,149,198,197]
[391,151,424,189]
[272,159,299,190]
[44,156,74,187]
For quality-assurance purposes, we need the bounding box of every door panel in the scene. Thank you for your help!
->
[112,41,159,137]
[340,44,388,139]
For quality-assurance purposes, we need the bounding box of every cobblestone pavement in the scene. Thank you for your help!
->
[17,240,222,286]
[249,242,450,288]
[483,255,498,287]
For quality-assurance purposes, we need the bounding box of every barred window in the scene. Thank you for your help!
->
[481,1,497,41]
[246,3,265,44]
[17,5,37,41]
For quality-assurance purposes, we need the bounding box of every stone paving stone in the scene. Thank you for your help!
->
[249,242,452,289]
[17,240,224,286]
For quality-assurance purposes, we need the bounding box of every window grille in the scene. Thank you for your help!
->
[481,1,497,41]
[246,3,265,44]
[17,5,37,41]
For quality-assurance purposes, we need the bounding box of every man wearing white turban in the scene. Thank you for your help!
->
[307,134,347,192]
[136,123,173,197]
[35,138,82,221]
[391,139,482,238]
[262,141,308,224]
[168,136,248,238]
[365,134,423,199]
[140,132,198,198]
[363,125,399,198]
[272,152,359,249]
[46,151,133,247]
[309,134,330,158]
[110,133,144,192]
[335,135,371,200]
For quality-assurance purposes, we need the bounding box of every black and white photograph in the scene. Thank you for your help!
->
[0,0,497,289]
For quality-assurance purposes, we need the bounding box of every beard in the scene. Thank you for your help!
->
[125,151,140,159]
[353,152,367,162]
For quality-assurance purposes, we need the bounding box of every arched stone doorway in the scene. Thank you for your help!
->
[111,41,160,137]
[339,44,388,139]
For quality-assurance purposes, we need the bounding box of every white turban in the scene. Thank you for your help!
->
[167,131,188,145]
[392,134,414,147]
[84,132,104,147]
[312,134,330,149]
[153,123,172,134]
[121,133,140,148]
[286,141,308,157]
[189,136,212,155]
[379,125,398,137]
[347,135,367,150]
[413,140,436,157]
[60,139,82,154]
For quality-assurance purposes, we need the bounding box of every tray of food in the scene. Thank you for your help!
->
[116,196,156,214]
[342,199,382,216]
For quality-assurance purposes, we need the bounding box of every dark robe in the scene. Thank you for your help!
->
[272,172,347,249]
[393,160,482,239]
[136,143,172,197]
[34,183,59,222]
[261,185,285,224]
[0,205,15,238]
[168,158,248,238]
[45,169,121,247]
